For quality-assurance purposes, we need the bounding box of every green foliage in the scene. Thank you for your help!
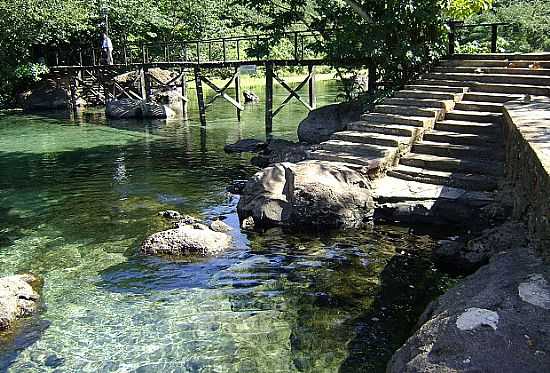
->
[14,63,50,82]
[446,0,494,20]
[463,0,550,52]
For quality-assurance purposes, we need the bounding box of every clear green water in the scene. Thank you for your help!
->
[0,80,451,372]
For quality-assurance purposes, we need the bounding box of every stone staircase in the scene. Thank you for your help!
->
[307,53,550,224]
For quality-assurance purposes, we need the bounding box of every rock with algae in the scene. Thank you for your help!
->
[0,273,42,331]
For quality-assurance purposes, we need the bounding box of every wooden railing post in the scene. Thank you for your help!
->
[448,22,456,55]
[222,39,227,63]
[491,24,498,53]
[368,63,377,95]
[294,32,299,60]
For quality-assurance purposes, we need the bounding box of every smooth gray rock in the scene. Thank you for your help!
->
[434,221,528,272]
[140,224,231,256]
[224,139,266,153]
[297,101,362,144]
[250,139,310,167]
[210,220,232,233]
[387,247,550,373]
[0,274,41,331]
[237,160,374,229]
[142,88,184,119]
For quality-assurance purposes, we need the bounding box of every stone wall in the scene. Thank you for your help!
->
[503,97,550,260]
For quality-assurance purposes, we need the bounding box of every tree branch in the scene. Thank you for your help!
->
[341,0,373,24]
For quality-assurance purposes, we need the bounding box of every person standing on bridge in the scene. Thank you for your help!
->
[101,33,113,65]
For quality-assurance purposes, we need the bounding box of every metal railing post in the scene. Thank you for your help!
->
[491,24,498,53]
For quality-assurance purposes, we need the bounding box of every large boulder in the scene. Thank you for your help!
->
[297,101,363,144]
[0,274,41,331]
[106,98,142,119]
[143,88,184,119]
[23,86,70,111]
[387,247,550,373]
[237,160,374,229]
[140,224,231,256]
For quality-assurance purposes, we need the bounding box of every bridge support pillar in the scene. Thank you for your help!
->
[308,65,316,109]
[180,69,189,120]
[235,67,242,121]
[194,66,207,127]
[265,62,274,137]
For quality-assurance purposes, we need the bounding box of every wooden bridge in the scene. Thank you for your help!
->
[45,30,376,132]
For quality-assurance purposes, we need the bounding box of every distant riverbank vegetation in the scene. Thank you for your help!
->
[0,0,546,108]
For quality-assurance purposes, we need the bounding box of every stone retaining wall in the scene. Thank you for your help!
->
[503,97,550,259]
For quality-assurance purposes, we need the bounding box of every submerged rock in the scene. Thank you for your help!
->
[224,139,266,153]
[140,224,231,256]
[237,160,374,230]
[387,247,550,373]
[434,221,528,273]
[0,274,41,331]
[297,101,362,144]
[158,210,183,220]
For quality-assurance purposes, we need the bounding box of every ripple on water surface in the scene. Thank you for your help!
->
[0,83,454,372]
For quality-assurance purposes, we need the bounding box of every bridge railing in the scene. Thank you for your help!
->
[45,29,333,67]
[447,21,511,55]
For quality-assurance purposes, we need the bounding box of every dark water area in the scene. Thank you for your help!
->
[0,80,456,372]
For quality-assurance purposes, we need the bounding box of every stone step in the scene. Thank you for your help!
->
[423,131,497,146]
[306,149,390,170]
[462,92,523,104]
[400,153,504,176]
[318,140,397,157]
[412,141,502,160]
[347,121,423,138]
[454,101,504,113]
[436,120,501,135]
[332,131,411,148]
[445,110,502,123]
[387,164,499,191]
[373,105,443,119]
[404,84,468,93]
[395,90,462,101]
[425,72,550,87]
[439,59,509,68]
[383,97,455,111]
[361,113,435,128]
[433,66,550,76]
[449,53,550,61]
[416,79,550,96]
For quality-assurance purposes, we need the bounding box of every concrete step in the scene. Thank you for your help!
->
[462,92,523,104]
[361,113,435,128]
[423,131,497,146]
[412,141,502,160]
[445,110,502,123]
[332,131,411,148]
[318,140,396,157]
[433,66,550,76]
[395,90,462,101]
[436,120,501,135]
[425,72,550,87]
[307,149,390,170]
[347,121,423,138]
[454,101,503,113]
[382,97,455,111]
[400,153,504,176]
[373,105,443,119]
[416,79,550,96]
[404,84,468,93]
[387,164,499,191]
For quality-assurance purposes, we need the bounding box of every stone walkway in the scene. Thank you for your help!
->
[307,53,550,223]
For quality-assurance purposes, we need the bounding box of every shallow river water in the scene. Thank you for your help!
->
[0,80,454,372]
